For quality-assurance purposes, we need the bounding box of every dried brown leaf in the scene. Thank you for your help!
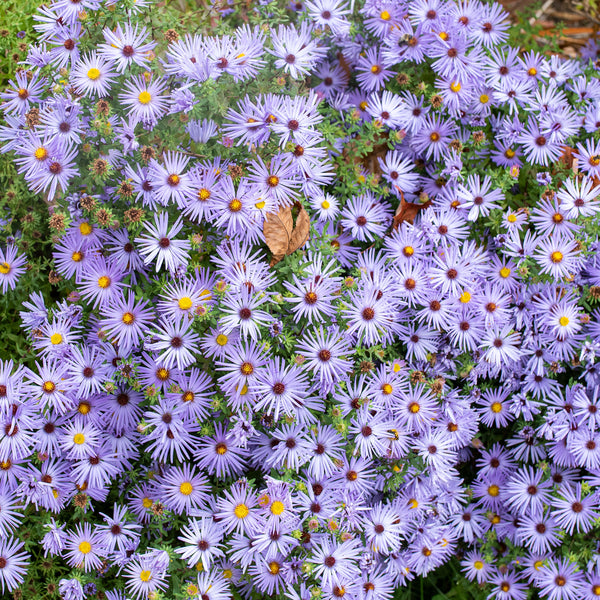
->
[287,205,310,254]
[392,191,432,230]
[263,207,293,257]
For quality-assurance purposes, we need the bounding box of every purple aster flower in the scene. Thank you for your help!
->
[99,22,156,72]
[147,317,200,370]
[135,212,191,273]
[1,71,45,116]
[174,518,225,570]
[0,245,26,293]
[70,52,117,98]
[148,151,194,208]
[119,75,169,126]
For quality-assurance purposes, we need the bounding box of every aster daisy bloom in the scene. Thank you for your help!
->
[99,291,155,354]
[216,482,263,535]
[340,194,391,242]
[295,326,353,388]
[0,245,27,293]
[457,174,504,221]
[174,518,225,570]
[79,256,126,309]
[0,537,29,594]
[551,483,599,534]
[124,554,169,600]
[1,70,45,116]
[149,151,194,208]
[253,357,310,420]
[64,523,105,572]
[147,317,200,370]
[556,175,600,218]
[99,22,156,72]
[480,325,521,366]
[269,22,326,80]
[574,138,600,178]
[119,75,169,125]
[135,212,191,273]
[70,52,117,98]
[219,288,271,341]
[305,0,351,36]
[534,238,582,280]
[536,558,584,600]
[160,465,210,515]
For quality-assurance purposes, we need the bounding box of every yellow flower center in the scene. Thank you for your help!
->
[551,251,563,263]
[98,276,111,288]
[43,381,56,393]
[78,401,91,415]
[499,267,511,278]
[403,245,414,256]
[270,500,285,515]
[528,67,537,76]
[87,68,101,80]
[504,148,515,158]
[187,584,199,596]
[439,31,448,40]
[138,91,151,104]
[223,569,233,579]
[590,155,600,167]
[488,484,500,497]
[234,503,249,519]
[179,481,193,496]
[73,433,85,445]
[216,334,228,346]
[430,132,440,142]
[321,200,330,209]
[507,214,517,223]
[409,402,420,414]
[50,333,63,345]
[409,499,418,509]
[142,497,153,508]
[359,101,368,111]
[0,262,10,275]
[491,402,502,413]
[380,10,390,20]
[255,200,265,209]
[182,391,194,402]
[178,297,193,310]
[72,251,83,262]
[157,367,169,380]
[239,383,248,395]
[460,291,471,303]
[199,188,211,201]
[34,147,48,161]
[78,541,92,554]
[122,312,135,324]
[79,222,92,235]
[450,81,461,92]
[269,561,280,575]
[140,570,152,582]
[534,560,544,570]
[371,65,382,74]
[229,199,242,212]
[382,383,393,395]
[267,175,279,187]
[559,316,569,327]
[479,94,489,104]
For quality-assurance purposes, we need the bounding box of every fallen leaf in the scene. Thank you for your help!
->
[264,203,311,265]
[392,191,432,230]
[264,207,293,257]
[287,205,310,254]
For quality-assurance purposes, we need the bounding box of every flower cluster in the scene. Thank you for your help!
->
[1,0,600,599]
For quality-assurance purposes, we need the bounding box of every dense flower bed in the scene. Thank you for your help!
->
[1,0,600,598]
